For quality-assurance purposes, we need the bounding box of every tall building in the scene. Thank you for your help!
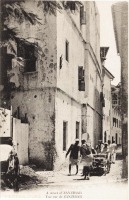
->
[111,83,121,108]
[100,47,114,143]
[112,2,128,178]
[111,83,122,145]
[1,1,103,169]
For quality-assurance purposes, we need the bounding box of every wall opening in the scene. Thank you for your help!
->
[115,133,118,144]
[63,121,68,151]
[65,40,69,62]
[78,66,85,91]
[112,136,114,143]
[76,121,80,139]
[104,131,107,143]
[17,41,37,72]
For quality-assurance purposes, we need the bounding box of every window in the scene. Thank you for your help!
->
[104,131,107,143]
[67,1,76,11]
[115,133,118,144]
[100,92,105,107]
[113,117,116,127]
[0,47,14,85]
[78,66,85,91]
[117,119,118,127]
[63,121,68,151]
[65,40,69,62]
[80,6,86,25]
[17,41,37,72]
[76,122,80,139]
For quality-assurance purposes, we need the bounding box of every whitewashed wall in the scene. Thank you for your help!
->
[13,118,29,165]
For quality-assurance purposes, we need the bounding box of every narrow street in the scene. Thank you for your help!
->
[1,149,128,200]
[0,1,128,200]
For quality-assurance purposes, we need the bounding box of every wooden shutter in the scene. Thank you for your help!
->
[80,6,86,25]
[78,67,85,91]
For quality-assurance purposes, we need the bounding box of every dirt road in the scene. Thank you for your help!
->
[1,158,128,200]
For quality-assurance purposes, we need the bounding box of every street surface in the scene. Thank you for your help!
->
[0,149,128,200]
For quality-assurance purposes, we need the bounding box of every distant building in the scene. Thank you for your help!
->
[100,47,114,143]
[111,83,121,108]
[111,83,122,145]
[111,108,122,145]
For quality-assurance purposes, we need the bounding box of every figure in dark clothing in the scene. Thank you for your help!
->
[80,140,93,180]
[66,139,80,176]
[6,151,19,191]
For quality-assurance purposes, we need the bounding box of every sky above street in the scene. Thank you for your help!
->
[96,1,121,85]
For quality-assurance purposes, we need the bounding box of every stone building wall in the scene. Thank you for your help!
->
[112,2,128,178]
[102,70,113,142]
[1,1,103,168]
[6,1,58,169]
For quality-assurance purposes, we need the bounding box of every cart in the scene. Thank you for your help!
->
[91,153,111,176]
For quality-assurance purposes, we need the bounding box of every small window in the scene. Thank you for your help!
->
[117,119,118,127]
[67,1,76,11]
[80,6,86,25]
[78,66,85,91]
[76,122,80,139]
[17,41,37,72]
[104,131,107,143]
[113,117,116,127]
[63,121,68,151]
[115,133,118,144]
[65,40,69,62]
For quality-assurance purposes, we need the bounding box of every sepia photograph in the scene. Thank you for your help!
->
[0,0,128,199]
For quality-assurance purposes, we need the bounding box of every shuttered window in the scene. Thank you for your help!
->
[78,66,85,91]
[80,6,86,25]
[76,122,80,139]
[63,121,67,151]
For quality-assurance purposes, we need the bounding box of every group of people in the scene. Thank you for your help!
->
[66,138,117,180]
[96,139,117,163]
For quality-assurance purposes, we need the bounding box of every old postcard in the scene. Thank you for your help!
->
[0,0,128,199]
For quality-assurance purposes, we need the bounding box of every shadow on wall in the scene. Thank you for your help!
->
[29,140,57,170]
[122,157,128,179]
[93,87,102,146]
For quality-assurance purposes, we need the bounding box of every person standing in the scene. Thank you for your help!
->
[102,143,111,173]
[80,140,93,180]
[107,140,112,161]
[111,140,117,164]
[66,139,80,176]
[6,151,19,191]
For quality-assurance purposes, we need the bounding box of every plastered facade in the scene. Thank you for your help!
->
[1,1,103,169]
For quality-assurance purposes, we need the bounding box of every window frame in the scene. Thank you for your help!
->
[76,121,80,139]
[63,121,68,151]
[78,66,85,91]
